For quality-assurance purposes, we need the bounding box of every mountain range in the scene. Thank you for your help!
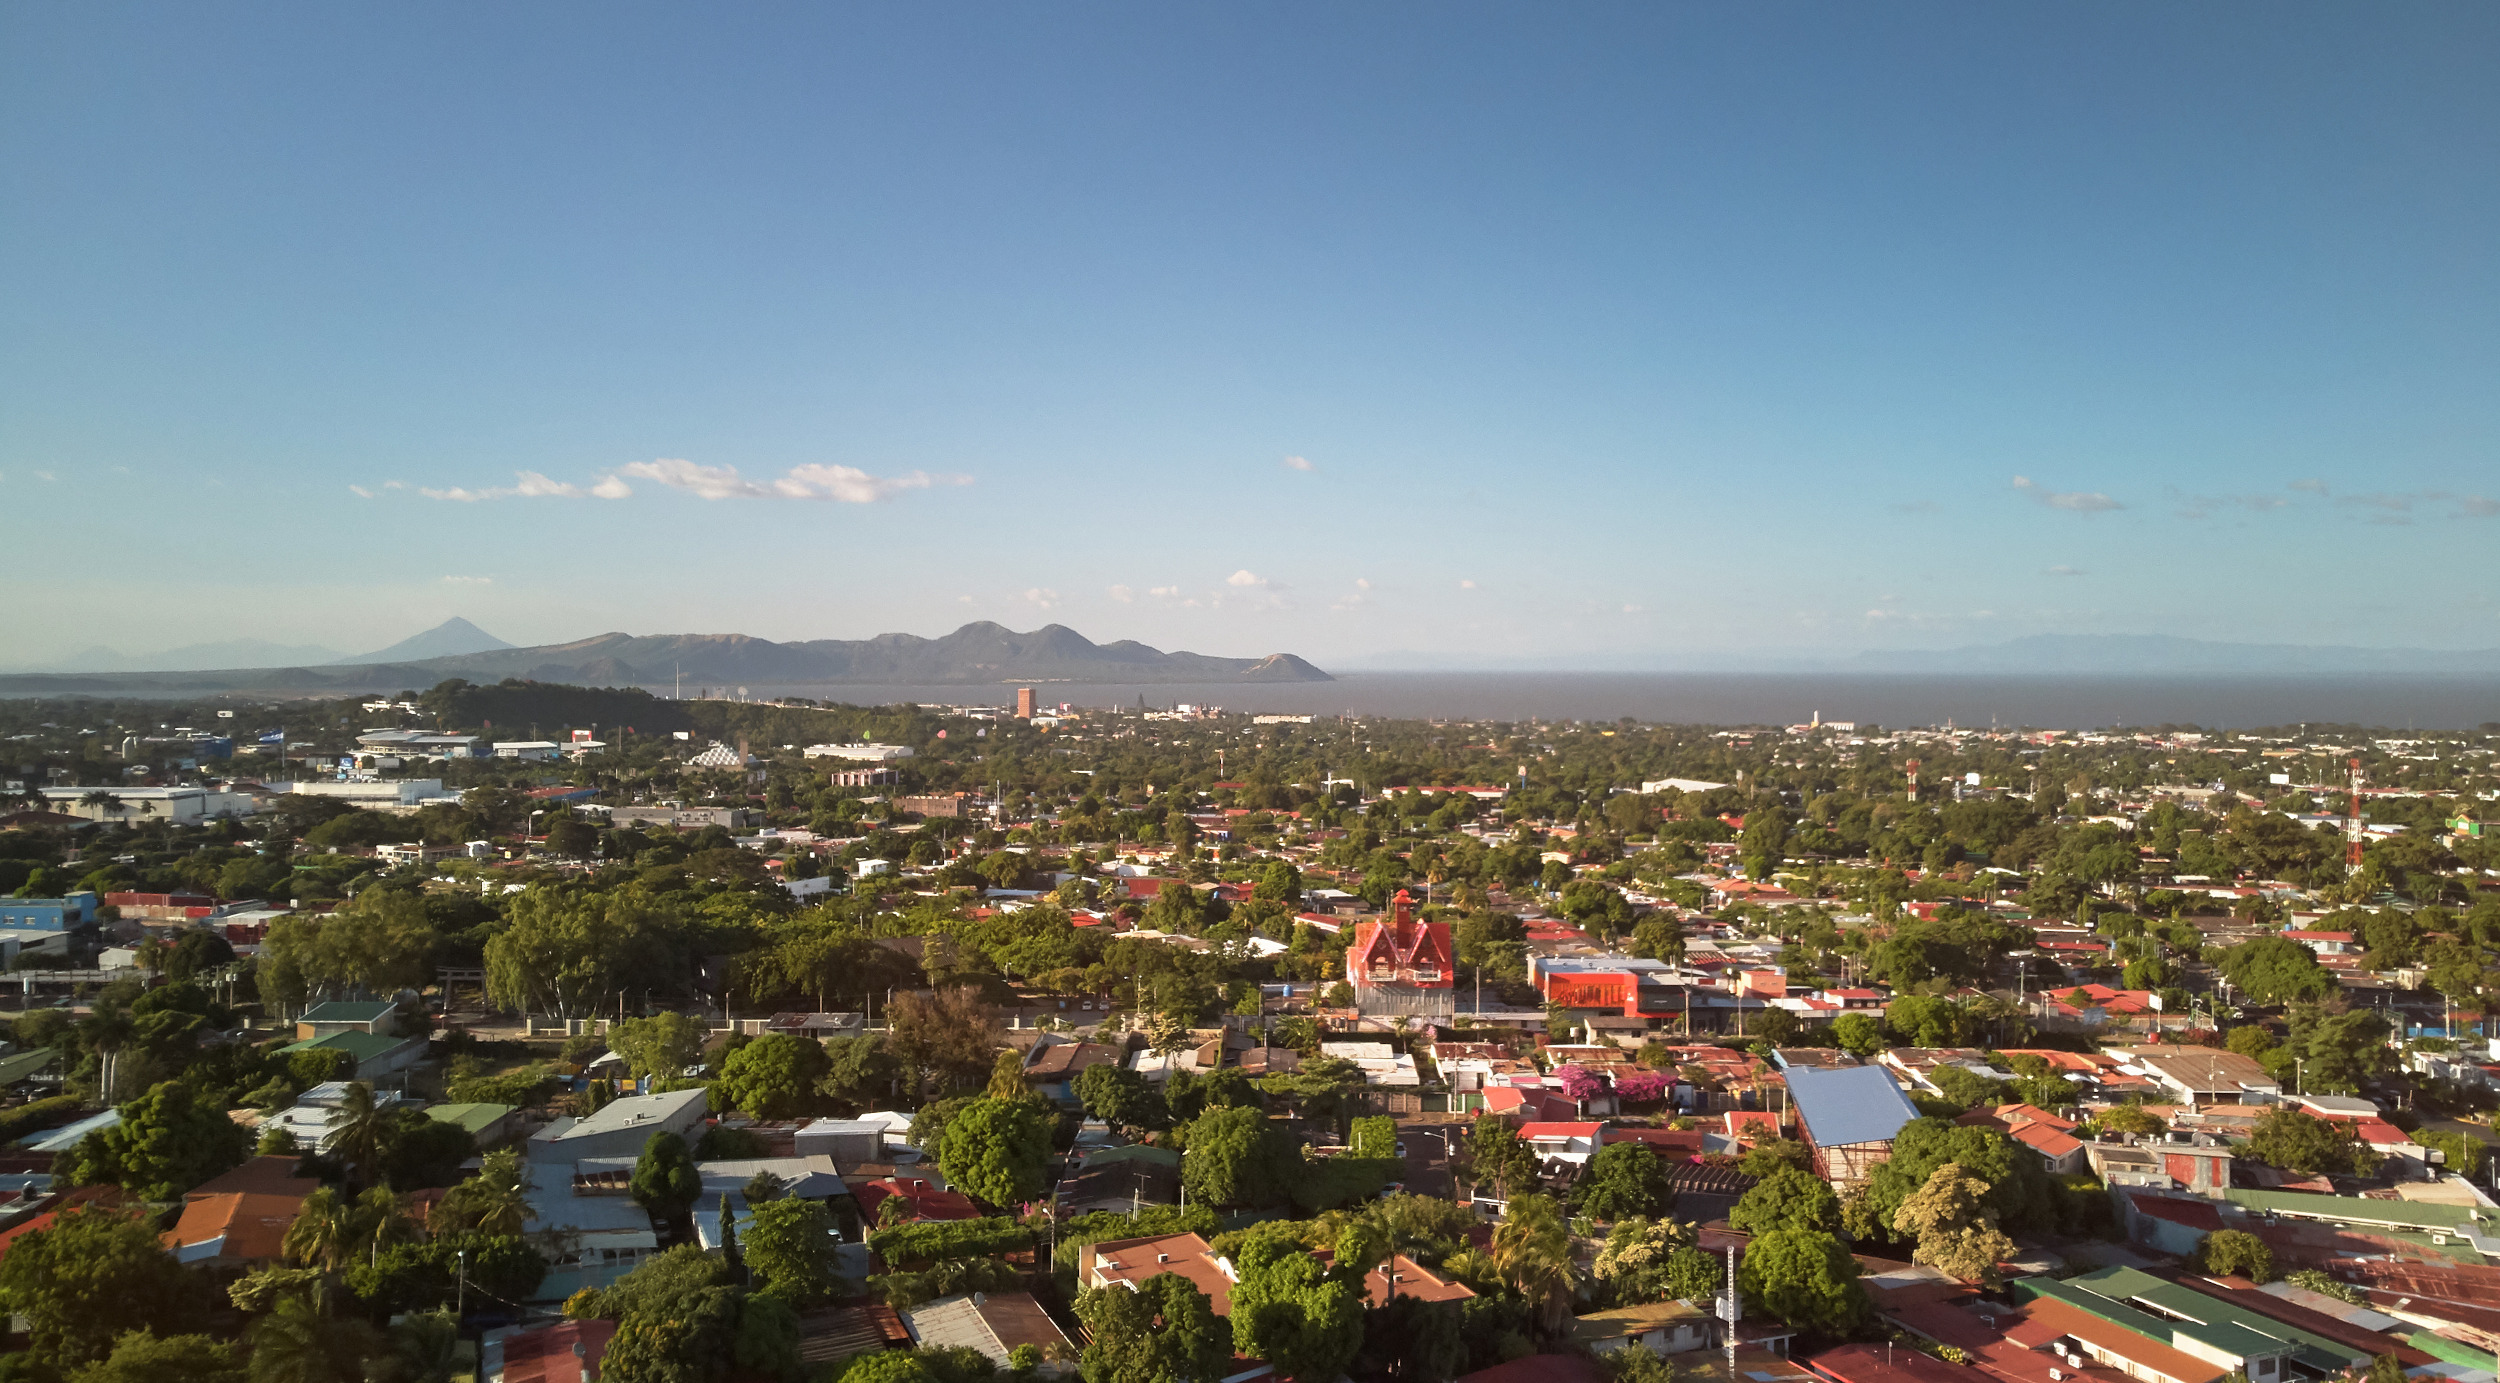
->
[1849,634,2500,676]
[0,620,1333,695]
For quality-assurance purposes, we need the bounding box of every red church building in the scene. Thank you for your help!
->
[1345,890,1455,1018]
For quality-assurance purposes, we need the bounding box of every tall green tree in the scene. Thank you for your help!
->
[1490,1194,1579,1337]
[741,1198,842,1306]
[1574,1140,1668,1222]
[631,1131,704,1238]
[1737,1228,1867,1332]
[484,885,672,1020]
[1729,1169,1843,1237]
[1075,1275,1232,1383]
[1892,1163,2017,1287]
[608,1013,711,1083]
[1181,1106,1294,1209]
[936,1097,1053,1209]
[2218,936,2335,1004]
[719,1034,833,1119]
[0,1207,215,1370]
[1229,1224,1365,1382]
[58,1079,250,1201]
[1465,1115,1537,1202]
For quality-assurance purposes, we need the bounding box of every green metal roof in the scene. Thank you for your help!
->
[2068,1267,2364,1373]
[2223,1188,2485,1232]
[299,1001,396,1023]
[2017,1276,2288,1366]
[279,1030,408,1062]
[2408,1332,2500,1370]
[423,1103,515,1135]
[0,1049,59,1085]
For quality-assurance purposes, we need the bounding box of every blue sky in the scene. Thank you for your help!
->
[2,3,2495,669]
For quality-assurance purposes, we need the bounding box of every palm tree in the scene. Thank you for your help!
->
[1491,1193,1580,1337]
[374,1310,459,1383]
[78,789,122,820]
[283,1188,356,1274]
[324,1083,395,1189]
[468,1150,531,1236]
[248,1292,381,1383]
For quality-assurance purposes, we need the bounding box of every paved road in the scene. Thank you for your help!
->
[1395,1118,1470,1202]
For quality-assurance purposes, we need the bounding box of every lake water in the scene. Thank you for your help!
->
[689,672,2500,731]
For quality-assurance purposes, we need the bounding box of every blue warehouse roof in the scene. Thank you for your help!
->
[1785,1064,1919,1149]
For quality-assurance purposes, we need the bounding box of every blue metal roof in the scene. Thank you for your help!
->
[1786,1064,1918,1149]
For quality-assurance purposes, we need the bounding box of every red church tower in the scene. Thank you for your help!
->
[1345,890,1455,1017]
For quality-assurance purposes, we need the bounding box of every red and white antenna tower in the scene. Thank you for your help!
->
[1905,759,1921,801]
[2346,756,2366,871]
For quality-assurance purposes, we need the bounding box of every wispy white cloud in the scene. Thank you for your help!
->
[2172,489,2290,520]
[2288,478,2328,495]
[1108,585,1135,603]
[1148,586,1180,599]
[2012,475,2121,512]
[1281,455,1314,472]
[1354,577,1373,590]
[2046,565,2085,577]
[1226,570,1283,590]
[442,575,493,586]
[1622,603,1644,614]
[421,470,633,502]
[1459,579,1479,590]
[619,457,969,502]
[2461,495,2500,518]
[1022,587,1061,610]
[349,484,376,499]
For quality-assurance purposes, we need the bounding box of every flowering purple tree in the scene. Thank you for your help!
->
[1555,1065,1605,1102]
[1614,1069,1670,1105]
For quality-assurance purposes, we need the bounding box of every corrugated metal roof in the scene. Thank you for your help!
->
[1785,1064,1917,1149]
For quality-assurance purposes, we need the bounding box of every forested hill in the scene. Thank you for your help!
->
[0,622,1332,696]
[418,680,947,748]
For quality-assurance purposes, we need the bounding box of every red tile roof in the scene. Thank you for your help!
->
[490,1320,618,1383]
[162,1191,307,1263]
[856,1177,981,1224]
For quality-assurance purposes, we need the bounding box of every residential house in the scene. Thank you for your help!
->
[1876,1048,2015,1096]
[2122,1046,2281,1109]
[1567,1301,1714,1357]
[160,1156,320,1268]
[1056,1146,1180,1216]
[1317,1041,1420,1087]
[1023,1040,1125,1107]
[1077,1232,1239,1313]
[1958,1104,2087,1176]
[276,1029,428,1082]
[425,1102,521,1148]
[482,1319,617,1383]
[1517,1122,1602,1166]
[527,1087,710,1163]
[1325,1251,1475,1307]
[296,999,402,1040]
[856,1177,981,1225]
[796,1119,892,1164]
[904,1291,1076,1376]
